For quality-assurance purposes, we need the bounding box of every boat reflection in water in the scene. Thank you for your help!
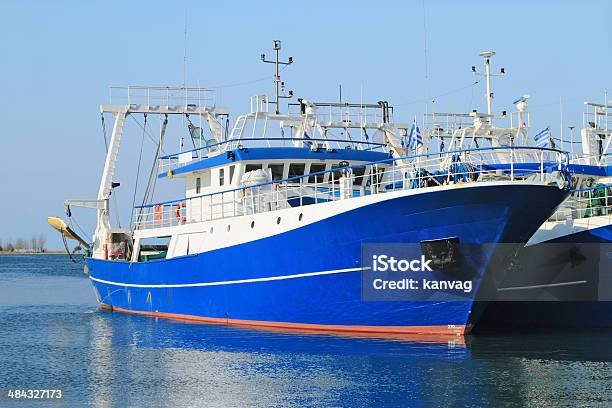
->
[84,310,612,407]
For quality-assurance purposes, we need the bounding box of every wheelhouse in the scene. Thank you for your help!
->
[143,96,410,230]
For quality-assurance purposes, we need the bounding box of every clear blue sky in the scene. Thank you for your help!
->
[1,0,610,250]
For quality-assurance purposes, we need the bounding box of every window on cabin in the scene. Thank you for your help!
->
[353,166,366,185]
[365,166,386,186]
[137,236,170,262]
[229,165,235,184]
[219,168,225,186]
[245,164,263,172]
[308,163,326,183]
[376,167,386,184]
[288,163,306,179]
[196,177,201,194]
[268,164,284,181]
[330,163,349,184]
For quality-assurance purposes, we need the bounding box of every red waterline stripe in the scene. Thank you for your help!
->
[99,304,466,338]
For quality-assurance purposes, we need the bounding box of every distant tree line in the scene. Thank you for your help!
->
[1,235,47,252]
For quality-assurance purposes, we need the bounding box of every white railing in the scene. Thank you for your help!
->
[569,152,612,166]
[250,95,270,113]
[550,184,612,222]
[287,102,389,127]
[108,85,215,107]
[134,147,569,230]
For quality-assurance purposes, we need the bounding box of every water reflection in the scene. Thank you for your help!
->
[86,312,469,407]
[79,310,612,407]
[2,255,612,407]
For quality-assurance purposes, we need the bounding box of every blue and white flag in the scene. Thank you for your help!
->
[533,126,551,148]
[407,117,423,150]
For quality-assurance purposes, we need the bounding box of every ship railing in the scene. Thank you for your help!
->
[549,184,612,222]
[158,137,388,174]
[582,104,612,131]
[135,146,569,230]
[108,85,215,107]
[569,152,612,166]
[287,101,391,127]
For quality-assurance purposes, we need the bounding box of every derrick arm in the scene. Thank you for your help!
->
[93,106,128,259]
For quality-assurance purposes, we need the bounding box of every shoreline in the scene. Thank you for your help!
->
[0,251,66,255]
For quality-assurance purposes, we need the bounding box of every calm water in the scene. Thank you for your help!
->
[1,255,612,407]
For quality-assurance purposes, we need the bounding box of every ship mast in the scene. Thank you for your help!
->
[472,51,505,124]
[261,40,294,114]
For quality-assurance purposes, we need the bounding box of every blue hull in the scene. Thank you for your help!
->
[87,184,568,335]
[478,224,612,331]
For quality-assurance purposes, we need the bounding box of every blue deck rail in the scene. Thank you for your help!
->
[160,137,388,160]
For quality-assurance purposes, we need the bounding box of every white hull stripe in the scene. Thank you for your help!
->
[497,280,587,292]
[89,266,367,288]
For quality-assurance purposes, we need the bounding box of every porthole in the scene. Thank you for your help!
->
[277,217,281,225]
[227,225,231,232]
[298,213,303,221]
[251,221,255,229]
[210,227,214,234]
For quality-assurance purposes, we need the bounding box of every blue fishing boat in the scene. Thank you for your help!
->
[53,45,571,336]
[477,100,612,330]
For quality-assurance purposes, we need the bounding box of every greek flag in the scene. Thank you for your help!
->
[533,127,551,148]
[407,117,423,150]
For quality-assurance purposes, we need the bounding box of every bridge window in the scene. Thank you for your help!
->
[288,163,305,179]
[330,164,345,184]
[229,165,235,184]
[308,163,326,183]
[245,164,263,172]
[376,167,386,184]
[196,177,201,194]
[268,164,284,181]
[219,168,225,186]
[353,166,366,185]
[366,166,386,186]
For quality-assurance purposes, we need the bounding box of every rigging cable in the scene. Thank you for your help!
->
[130,114,147,229]
[422,0,431,105]
[140,115,168,219]
[67,212,91,244]
[207,62,290,90]
[468,80,479,112]
[61,234,78,263]
[553,137,581,144]
[100,113,108,151]
[395,80,480,107]
[130,115,167,155]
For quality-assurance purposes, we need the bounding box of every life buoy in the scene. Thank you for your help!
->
[273,183,280,191]
[154,204,163,222]
[175,202,186,223]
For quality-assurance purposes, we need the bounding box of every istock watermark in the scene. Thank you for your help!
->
[372,254,433,272]
[361,242,612,302]
[361,243,481,302]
